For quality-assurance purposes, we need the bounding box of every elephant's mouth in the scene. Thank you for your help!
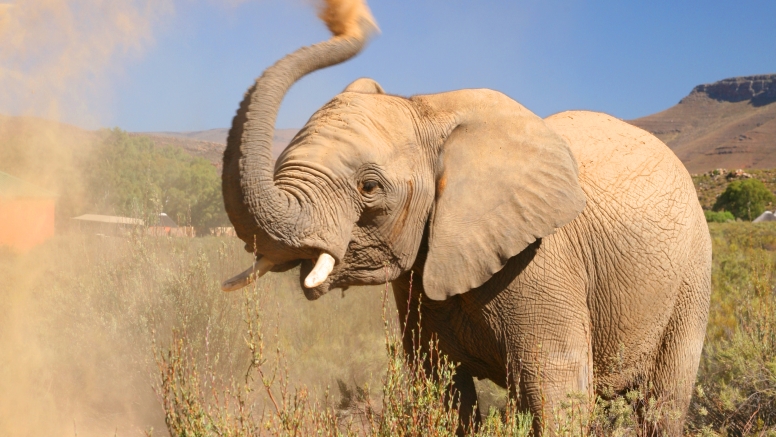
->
[221,251,338,296]
[222,250,400,300]
[299,258,334,300]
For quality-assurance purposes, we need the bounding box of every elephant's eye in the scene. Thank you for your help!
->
[361,180,380,195]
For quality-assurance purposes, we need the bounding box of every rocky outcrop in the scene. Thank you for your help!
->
[682,74,776,106]
[629,73,776,173]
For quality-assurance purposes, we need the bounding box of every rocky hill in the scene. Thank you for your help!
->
[630,74,776,173]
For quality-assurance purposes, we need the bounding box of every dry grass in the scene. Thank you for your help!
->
[687,223,776,436]
[1,223,775,436]
[154,274,535,437]
[0,234,387,436]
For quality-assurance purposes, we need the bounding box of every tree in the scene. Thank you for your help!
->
[85,129,229,231]
[713,179,775,221]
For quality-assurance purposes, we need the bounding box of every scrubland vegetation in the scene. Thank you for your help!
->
[693,170,776,221]
[85,130,228,231]
[1,223,775,436]
[0,234,386,436]
[0,122,229,232]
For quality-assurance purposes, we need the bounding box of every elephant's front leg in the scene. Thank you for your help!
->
[514,328,594,436]
[516,342,592,436]
[392,274,480,434]
[510,286,594,435]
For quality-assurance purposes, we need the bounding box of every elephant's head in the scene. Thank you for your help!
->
[222,0,586,300]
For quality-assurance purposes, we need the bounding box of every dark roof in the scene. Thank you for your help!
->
[157,213,178,228]
[0,171,56,198]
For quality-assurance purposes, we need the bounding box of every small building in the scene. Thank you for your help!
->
[148,212,195,237]
[210,226,236,237]
[0,171,57,252]
[71,214,145,235]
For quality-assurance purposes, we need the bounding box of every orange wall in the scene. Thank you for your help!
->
[0,198,56,252]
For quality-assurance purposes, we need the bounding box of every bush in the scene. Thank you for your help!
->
[713,179,776,221]
[705,210,735,223]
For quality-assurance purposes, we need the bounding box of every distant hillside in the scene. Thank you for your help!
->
[131,133,226,169]
[630,74,776,173]
[152,75,776,175]
[140,128,300,168]
[152,128,230,144]
[0,113,299,181]
[0,115,230,228]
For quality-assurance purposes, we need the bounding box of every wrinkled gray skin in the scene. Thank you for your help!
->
[222,19,711,435]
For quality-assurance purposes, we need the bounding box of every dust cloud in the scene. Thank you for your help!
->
[0,0,173,126]
[0,1,387,436]
[0,0,175,203]
[1,1,168,436]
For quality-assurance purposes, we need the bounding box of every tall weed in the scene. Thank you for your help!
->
[154,278,535,437]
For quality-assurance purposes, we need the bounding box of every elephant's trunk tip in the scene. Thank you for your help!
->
[319,0,379,40]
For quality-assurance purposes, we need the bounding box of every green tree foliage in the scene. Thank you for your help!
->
[86,129,228,230]
[713,179,775,221]
[704,210,735,223]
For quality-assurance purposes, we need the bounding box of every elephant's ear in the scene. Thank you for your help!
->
[417,89,586,300]
[343,77,385,94]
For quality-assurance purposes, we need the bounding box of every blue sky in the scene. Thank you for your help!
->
[8,1,776,131]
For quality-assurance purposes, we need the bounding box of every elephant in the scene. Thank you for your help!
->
[220,1,712,434]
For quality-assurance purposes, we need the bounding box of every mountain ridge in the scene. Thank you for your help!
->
[4,73,775,178]
[629,74,776,173]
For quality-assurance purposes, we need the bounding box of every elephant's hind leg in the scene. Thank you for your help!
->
[647,258,711,435]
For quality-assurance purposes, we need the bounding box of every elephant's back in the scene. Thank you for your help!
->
[544,110,700,228]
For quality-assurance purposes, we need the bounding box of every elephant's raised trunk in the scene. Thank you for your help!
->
[222,0,378,255]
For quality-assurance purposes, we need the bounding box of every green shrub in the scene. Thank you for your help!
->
[713,179,776,221]
[705,210,735,223]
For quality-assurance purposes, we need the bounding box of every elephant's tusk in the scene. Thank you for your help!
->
[304,252,335,289]
[221,257,274,292]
